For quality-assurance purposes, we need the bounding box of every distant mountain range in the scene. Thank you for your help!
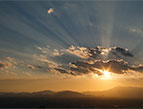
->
[0,86,143,99]
[83,86,143,99]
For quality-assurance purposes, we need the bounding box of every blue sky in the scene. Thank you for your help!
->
[0,1,143,79]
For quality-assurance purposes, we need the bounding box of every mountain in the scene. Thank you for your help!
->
[0,86,143,99]
[0,90,85,98]
[52,91,85,98]
[31,90,55,96]
[83,86,143,99]
[0,90,55,97]
[0,87,143,108]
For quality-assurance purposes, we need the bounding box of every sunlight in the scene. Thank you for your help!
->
[103,70,110,76]
[101,70,111,80]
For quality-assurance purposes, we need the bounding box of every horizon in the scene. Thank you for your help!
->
[0,85,143,93]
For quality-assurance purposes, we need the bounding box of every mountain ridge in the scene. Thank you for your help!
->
[0,86,143,99]
[83,86,143,99]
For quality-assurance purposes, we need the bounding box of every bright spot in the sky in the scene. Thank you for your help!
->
[101,70,111,79]
[103,70,110,76]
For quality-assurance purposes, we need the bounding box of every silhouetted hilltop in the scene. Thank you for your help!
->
[0,86,143,99]
[0,86,143,108]
[83,86,143,99]
[0,90,55,97]
[52,90,85,98]
[31,90,55,96]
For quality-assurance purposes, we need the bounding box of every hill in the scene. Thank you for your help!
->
[0,86,143,108]
[83,86,143,99]
[0,86,143,99]
[52,90,85,98]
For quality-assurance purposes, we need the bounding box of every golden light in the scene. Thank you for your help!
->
[103,70,110,76]
[93,68,112,79]
[101,70,111,79]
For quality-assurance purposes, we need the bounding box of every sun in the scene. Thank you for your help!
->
[103,70,110,76]
[101,70,111,79]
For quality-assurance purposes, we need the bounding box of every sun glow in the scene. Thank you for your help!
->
[103,70,110,76]
[101,70,111,79]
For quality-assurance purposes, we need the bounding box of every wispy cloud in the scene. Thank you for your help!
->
[27,65,36,70]
[47,8,54,14]
[0,57,16,71]
[129,26,143,35]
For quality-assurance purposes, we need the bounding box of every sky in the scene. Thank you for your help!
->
[0,1,143,92]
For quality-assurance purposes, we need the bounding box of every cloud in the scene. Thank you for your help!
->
[55,59,143,76]
[36,45,143,78]
[70,59,129,75]
[129,65,143,72]
[55,68,69,74]
[0,62,6,70]
[54,46,141,75]
[7,57,15,62]
[37,46,63,57]
[0,57,16,71]
[129,26,143,35]
[63,45,90,59]
[63,45,133,60]
[129,27,142,33]
[40,58,59,68]
[114,47,133,57]
[47,8,54,14]
[27,65,36,70]
[52,49,64,57]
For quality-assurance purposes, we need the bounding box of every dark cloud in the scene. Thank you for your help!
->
[27,65,44,70]
[37,45,142,77]
[55,59,143,76]
[130,65,143,72]
[63,45,134,60]
[0,62,5,69]
[55,68,69,74]
[114,47,133,57]
[52,46,143,76]
[88,47,101,59]
[69,59,129,75]
[37,65,42,68]
[87,46,133,59]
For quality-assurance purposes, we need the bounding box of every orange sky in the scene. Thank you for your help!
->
[0,76,143,92]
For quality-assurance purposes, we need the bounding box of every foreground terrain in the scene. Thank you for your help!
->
[0,86,143,108]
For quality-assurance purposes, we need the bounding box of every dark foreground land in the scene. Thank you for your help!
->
[1,86,143,108]
[0,96,143,108]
